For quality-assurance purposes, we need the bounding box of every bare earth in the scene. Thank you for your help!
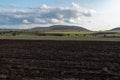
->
[0,40,120,80]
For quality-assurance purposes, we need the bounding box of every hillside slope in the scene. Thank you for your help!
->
[111,27,120,31]
[31,25,90,31]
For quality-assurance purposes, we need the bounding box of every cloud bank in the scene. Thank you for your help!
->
[0,3,96,27]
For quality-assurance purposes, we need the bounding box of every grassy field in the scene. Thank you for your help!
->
[0,30,119,41]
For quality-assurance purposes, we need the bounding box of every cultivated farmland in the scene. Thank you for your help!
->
[0,40,120,80]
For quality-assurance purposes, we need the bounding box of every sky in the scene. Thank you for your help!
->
[0,0,120,31]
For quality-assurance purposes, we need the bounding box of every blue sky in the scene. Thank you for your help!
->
[0,0,99,6]
[0,0,120,30]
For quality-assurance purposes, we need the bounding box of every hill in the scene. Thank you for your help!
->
[111,27,120,31]
[30,25,90,31]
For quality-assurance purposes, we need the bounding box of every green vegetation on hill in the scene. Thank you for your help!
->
[30,25,89,31]
[49,25,89,31]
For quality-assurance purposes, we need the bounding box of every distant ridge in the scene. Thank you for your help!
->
[111,27,120,31]
[31,25,90,31]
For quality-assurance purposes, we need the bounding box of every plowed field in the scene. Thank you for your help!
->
[0,40,120,80]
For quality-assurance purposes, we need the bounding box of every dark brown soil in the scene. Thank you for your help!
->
[0,40,120,80]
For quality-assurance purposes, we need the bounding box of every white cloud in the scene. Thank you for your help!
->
[68,17,81,24]
[71,2,82,9]
[34,2,96,24]
[0,2,97,28]
[41,4,50,9]
[51,18,61,24]
[22,20,30,24]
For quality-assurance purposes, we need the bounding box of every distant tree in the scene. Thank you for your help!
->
[83,34,86,37]
[94,34,97,37]
[103,34,106,37]
[12,32,16,36]
[113,35,115,37]
[67,34,70,36]
[9,31,13,33]
[51,33,65,36]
